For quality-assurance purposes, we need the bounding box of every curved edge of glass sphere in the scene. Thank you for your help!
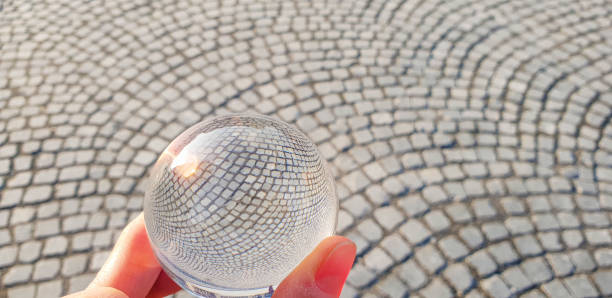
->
[144,113,338,297]
[156,252,275,297]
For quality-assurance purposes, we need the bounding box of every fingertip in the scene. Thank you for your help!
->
[274,236,356,298]
[314,240,356,296]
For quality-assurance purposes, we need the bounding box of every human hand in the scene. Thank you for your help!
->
[65,213,356,298]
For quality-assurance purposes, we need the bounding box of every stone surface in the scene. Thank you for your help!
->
[32,258,60,281]
[563,275,599,297]
[35,280,63,298]
[481,275,512,298]
[3,264,32,286]
[1,0,612,296]
[443,263,474,294]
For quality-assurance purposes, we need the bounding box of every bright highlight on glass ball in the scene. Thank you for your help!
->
[144,114,338,297]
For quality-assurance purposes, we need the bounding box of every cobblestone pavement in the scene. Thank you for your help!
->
[1,0,612,297]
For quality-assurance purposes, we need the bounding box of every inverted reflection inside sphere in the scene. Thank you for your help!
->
[144,114,338,297]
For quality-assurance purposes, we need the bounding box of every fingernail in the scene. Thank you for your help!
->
[315,240,356,296]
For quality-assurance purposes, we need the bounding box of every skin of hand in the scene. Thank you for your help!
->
[65,213,356,298]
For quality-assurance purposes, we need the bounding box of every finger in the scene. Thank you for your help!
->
[146,271,182,298]
[274,236,356,298]
[88,213,162,298]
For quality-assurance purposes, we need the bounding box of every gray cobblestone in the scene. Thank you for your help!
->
[32,258,60,281]
[502,267,532,294]
[0,229,11,246]
[513,234,543,257]
[356,219,383,242]
[380,234,411,261]
[341,195,371,219]
[372,206,403,231]
[7,285,36,298]
[396,260,428,290]
[522,257,553,284]
[90,251,110,271]
[538,231,563,251]
[363,247,394,274]
[60,200,80,216]
[13,223,32,243]
[42,236,68,256]
[501,197,526,215]
[33,218,59,238]
[421,278,453,298]
[336,210,353,233]
[570,249,596,273]
[472,199,498,219]
[460,226,485,250]
[564,275,599,297]
[415,244,446,274]
[10,207,35,225]
[68,273,96,294]
[505,217,535,235]
[63,215,89,233]
[3,264,32,286]
[398,172,425,192]
[7,172,32,188]
[398,195,429,217]
[18,241,42,263]
[92,230,113,248]
[595,248,612,267]
[401,153,424,169]
[446,203,473,224]
[58,166,88,182]
[547,253,576,277]
[61,254,88,277]
[481,275,512,298]
[562,230,585,248]
[375,275,407,297]
[444,263,474,294]
[489,242,519,266]
[419,168,444,185]
[399,219,431,246]
[593,270,612,296]
[23,185,52,204]
[439,236,469,261]
[35,280,63,298]
[0,210,9,228]
[422,185,450,205]
[582,212,610,228]
[71,232,93,252]
[0,238,17,262]
[532,214,561,231]
[558,213,580,229]
[347,264,376,288]
[585,229,612,246]
[541,280,573,298]
[424,210,451,233]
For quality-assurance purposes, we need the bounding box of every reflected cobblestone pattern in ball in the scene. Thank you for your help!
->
[144,114,337,295]
[0,0,611,297]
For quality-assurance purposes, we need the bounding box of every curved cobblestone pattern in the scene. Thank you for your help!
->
[1,0,612,297]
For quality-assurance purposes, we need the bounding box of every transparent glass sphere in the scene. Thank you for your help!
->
[144,114,338,297]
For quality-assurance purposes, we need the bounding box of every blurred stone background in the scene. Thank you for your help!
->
[1,0,612,297]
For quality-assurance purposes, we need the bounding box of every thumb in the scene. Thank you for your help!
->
[274,236,356,298]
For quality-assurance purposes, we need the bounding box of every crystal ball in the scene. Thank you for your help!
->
[144,114,338,297]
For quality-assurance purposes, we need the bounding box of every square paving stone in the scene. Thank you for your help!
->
[564,275,599,297]
[593,270,612,296]
[443,263,474,294]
